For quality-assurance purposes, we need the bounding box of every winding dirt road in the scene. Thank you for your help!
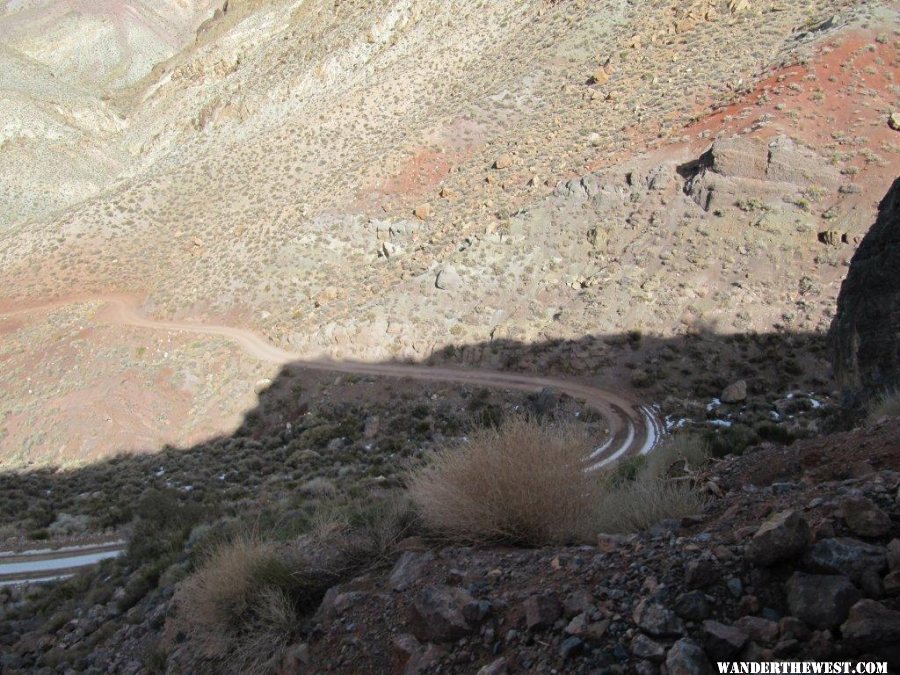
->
[0,294,662,584]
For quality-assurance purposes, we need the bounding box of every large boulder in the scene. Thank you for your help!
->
[745,510,811,566]
[830,178,900,398]
[786,573,860,629]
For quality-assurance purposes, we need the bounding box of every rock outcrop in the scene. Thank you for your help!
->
[830,178,900,399]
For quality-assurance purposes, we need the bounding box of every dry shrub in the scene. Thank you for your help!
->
[173,495,417,673]
[409,420,709,543]
[594,479,707,533]
[408,416,600,545]
[597,433,709,533]
[641,432,711,479]
[868,388,900,423]
[174,537,309,673]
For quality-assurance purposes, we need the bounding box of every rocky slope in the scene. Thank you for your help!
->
[1,418,897,673]
[2,0,898,469]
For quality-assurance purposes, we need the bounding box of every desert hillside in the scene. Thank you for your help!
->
[0,0,899,673]
[1,0,898,468]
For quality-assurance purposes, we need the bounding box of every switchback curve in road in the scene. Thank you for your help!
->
[4,294,663,470]
[0,294,664,584]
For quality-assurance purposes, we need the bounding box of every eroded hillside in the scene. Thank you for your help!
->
[2,0,897,467]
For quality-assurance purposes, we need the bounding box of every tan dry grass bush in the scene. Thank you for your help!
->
[175,536,299,673]
[868,388,900,423]
[409,420,709,543]
[593,478,707,534]
[174,495,418,673]
[641,432,711,479]
[407,416,600,545]
[598,433,709,533]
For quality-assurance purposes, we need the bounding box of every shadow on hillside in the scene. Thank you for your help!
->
[0,325,838,541]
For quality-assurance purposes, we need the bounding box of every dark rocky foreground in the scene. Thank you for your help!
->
[258,419,900,674]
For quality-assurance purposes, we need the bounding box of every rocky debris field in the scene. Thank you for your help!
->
[2,418,896,674]
[194,419,900,674]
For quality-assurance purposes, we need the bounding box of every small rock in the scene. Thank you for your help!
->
[565,614,610,645]
[381,241,402,257]
[560,636,584,660]
[674,591,712,621]
[778,616,811,641]
[818,230,843,246]
[734,616,779,644]
[746,510,811,566]
[702,620,748,660]
[631,633,666,662]
[720,380,747,403]
[684,557,719,589]
[523,592,562,631]
[785,573,860,629]
[389,552,434,592]
[666,638,712,675]
[589,67,609,85]
[588,226,608,251]
[890,112,900,131]
[884,569,900,595]
[413,203,433,220]
[888,539,900,570]
[391,634,422,671]
[563,589,595,618]
[435,265,462,291]
[841,496,891,538]
[633,599,685,638]
[476,657,507,675]
[493,153,514,170]
[410,585,475,642]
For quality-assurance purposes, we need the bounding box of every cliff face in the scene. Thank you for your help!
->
[831,178,900,399]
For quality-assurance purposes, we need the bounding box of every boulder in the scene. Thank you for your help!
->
[389,551,434,592]
[746,510,811,566]
[702,621,748,661]
[785,573,860,629]
[706,136,769,179]
[841,496,892,538]
[841,599,900,666]
[674,590,712,621]
[666,638,712,675]
[830,178,900,397]
[565,614,609,645]
[631,633,666,662]
[765,135,840,188]
[720,380,747,403]
[523,592,562,631]
[493,153,514,170]
[734,616,779,644]
[803,537,887,587]
[633,599,685,638]
[409,585,476,642]
[435,266,462,291]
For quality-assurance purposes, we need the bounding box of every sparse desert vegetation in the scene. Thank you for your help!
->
[1,0,899,672]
